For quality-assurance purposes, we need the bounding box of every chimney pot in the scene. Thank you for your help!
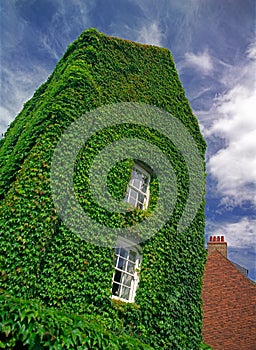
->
[207,235,227,258]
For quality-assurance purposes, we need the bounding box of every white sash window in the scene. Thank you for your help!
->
[124,165,150,210]
[112,238,141,302]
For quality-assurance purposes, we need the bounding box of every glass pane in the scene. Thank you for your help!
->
[127,261,135,273]
[128,197,136,206]
[132,168,137,177]
[122,273,132,287]
[114,270,122,283]
[121,286,130,300]
[138,193,145,203]
[120,248,128,259]
[141,175,149,192]
[112,282,121,296]
[134,179,141,189]
[129,250,137,262]
[130,171,136,185]
[134,168,141,179]
[130,188,137,199]
[118,258,126,270]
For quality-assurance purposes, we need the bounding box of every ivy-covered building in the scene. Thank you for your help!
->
[0,29,208,349]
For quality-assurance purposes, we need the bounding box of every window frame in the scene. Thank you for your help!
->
[111,237,141,303]
[124,164,150,210]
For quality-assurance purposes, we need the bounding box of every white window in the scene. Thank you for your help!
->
[112,239,141,302]
[124,165,150,210]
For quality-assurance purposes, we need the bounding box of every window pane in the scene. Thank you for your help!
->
[121,286,130,300]
[127,261,135,273]
[134,179,141,189]
[118,258,126,270]
[120,248,128,259]
[113,270,122,283]
[122,273,132,287]
[141,175,149,192]
[128,197,136,206]
[129,250,137,262]
[132,168,137,178]
[138,193,145,203]
[112,282,121,296]
[134,168,141,179]
[130,188,137,199]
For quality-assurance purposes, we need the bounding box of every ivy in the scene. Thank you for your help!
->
[0,28,207,349]
[0,294,153,349]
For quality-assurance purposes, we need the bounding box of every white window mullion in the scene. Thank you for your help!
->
[112,237,141,302]
[124,164,150,210]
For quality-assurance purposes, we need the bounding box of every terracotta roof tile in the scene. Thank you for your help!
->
[202,250,256,350]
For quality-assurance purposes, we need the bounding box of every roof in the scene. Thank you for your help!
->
[202,249,256,350]
[231,261,249,277]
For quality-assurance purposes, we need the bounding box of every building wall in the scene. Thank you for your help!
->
[203,246,256,350]
[0,29,206,349]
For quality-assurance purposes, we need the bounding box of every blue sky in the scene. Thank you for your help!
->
[0,0,255,280]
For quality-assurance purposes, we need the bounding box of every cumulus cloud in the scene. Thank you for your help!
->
[208,86,256,196]
[202,42,256,207]
[206,217,256,250]
[206,217,256,280]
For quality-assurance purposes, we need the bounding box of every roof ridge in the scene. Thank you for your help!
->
[207,249,256,288]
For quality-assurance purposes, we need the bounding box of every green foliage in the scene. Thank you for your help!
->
[0,293,152,349]
[0,28,206,349]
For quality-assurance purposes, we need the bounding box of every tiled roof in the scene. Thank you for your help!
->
[231,261,248,277]
[202,249,256,350]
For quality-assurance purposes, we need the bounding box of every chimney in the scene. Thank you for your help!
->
[207,235,227,258]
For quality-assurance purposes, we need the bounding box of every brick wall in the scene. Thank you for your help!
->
[207,235,227,258]
[202,249,256,350]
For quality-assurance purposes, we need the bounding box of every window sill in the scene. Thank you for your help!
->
[111,295,134,303]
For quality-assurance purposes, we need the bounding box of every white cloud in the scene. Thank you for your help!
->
[206,217,256,250]
[0,106,14,137]
[0,0,93,137]
[0,66,48,136]
[182,50,214,74]
[136,21,163,47]
[207,88,256,206]
[202,43,256,207]
[246,40,256,60]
